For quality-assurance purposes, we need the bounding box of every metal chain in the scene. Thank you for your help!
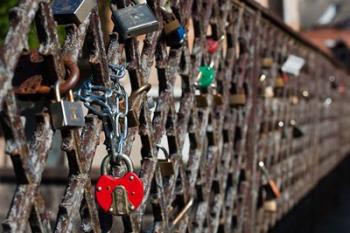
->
[77,64,129,162]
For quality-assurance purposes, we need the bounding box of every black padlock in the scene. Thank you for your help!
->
[112,4,159,40]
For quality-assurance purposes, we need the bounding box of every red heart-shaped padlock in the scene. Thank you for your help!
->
[207,38,219,54]
[95,172,144,213]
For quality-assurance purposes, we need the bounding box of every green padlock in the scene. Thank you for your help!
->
[197,61,215,89]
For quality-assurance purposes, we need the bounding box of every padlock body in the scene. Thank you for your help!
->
[158,159,175,177]
[50,100,85,129]
[230,94,246,107]
[52,0,96,25]
[95,172,144,213]
[112,4,159,39]
[164,19,181,34]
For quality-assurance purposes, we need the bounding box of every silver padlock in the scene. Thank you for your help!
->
[111,4,159,39]
[49,82,85,129]
[51,0,97,25]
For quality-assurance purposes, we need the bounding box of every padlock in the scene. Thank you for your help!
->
[156,144,175,177]
[196,95,208,108]
[263,200,277,212]
[206,35,225,54]
[213,93,224,106]
[291,120,304,138]
[258,161,281,199]
[164,14,186,48]
[230,92,246,107]
[274,76,285,88]
[95,155,144,215]
[262,57,274,69]
[197,61,215,89]
[112,4,159,40]
[274,76,285,98]
[51,0,97,25]
[49,82,85,129]
[127,84,152,127]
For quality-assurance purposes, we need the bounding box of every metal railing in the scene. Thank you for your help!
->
[0,0,349,233]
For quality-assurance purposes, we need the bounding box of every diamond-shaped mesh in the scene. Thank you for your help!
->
[0,1,349,233]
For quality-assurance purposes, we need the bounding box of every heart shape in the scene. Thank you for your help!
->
[95,172,144,213]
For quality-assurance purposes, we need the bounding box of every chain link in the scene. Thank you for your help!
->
[77,64,129,162]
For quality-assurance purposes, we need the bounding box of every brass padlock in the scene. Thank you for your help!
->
[156,144,175,177]
[196,95,208,108]
[230,92,246,107]
[274,76,285,98]
[262,57,274,69]
[49,82,85,129]
[51,0,97,25]
[111,185,131,215]
[213,93,224,106]
[112,4,159,39]
[274,76,285,88]
[263,200,277,212]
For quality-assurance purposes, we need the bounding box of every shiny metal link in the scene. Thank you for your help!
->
[77,64,129,162]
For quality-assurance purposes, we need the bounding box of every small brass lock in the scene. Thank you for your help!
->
[49,82,85,129]
[230,92,246,107]
[213,93,224,106]
[274,76,285,88]
[262,57,274,69]
[274,76,285,98]
[156,144,175,177]
[195,95,208,108]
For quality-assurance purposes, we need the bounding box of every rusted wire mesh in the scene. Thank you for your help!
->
[0,0,350,233]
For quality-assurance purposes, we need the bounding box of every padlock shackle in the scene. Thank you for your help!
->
[54,81,61,101]
[59,56,80,94]
[156,144,169,159]
[41,56,79,95]
[101,154,134,175]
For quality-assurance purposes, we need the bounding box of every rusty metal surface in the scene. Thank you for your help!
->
[0,0,350,233]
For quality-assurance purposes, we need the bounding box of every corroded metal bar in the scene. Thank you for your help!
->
[0,0,350,233]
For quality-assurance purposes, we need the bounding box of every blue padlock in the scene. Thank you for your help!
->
[164,15,186,48]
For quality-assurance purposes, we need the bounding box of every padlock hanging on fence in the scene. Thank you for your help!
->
[194,60,217,108]
[112,3,159,40]
[195,60,216,90]
[96,154,144,215]
[206,35,225,54]
[161,3,186,49]
[51,0,97,25]
[50,81,85,129]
